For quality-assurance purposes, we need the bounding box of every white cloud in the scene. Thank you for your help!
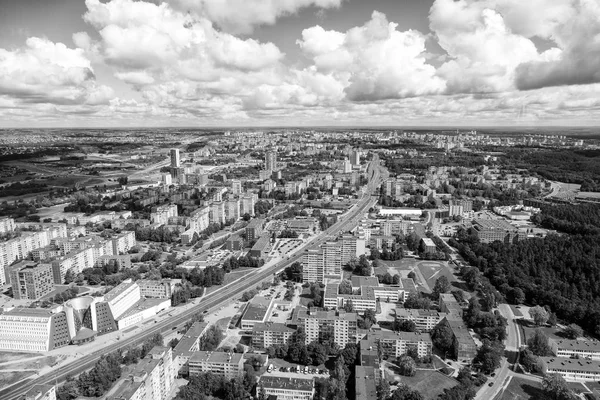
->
[167,0,343,34]
[298,11,446,101]
[0,37,113,105]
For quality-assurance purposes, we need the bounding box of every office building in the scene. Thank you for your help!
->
[188,351,244,379]
[10,262,54,300]
[323,278,416,312]
[472,219,521,244]
[259,376,314,400]
[265,151,277,172]
[252,322,295,349]
[170,149,180,168]
[0,308,70,352]
[138,279,176,299]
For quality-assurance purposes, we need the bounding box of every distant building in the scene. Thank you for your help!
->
[265,151,277,172]
[225,199,240,221]
[259,376,314,400]
[231,179,242,195]
[111,231,136,254]
[350,150,361,166]
[170,149,180,168]
[224,236,244,251]
[0,217,15,234]
[188,351,244,379]
[420,237,437,254]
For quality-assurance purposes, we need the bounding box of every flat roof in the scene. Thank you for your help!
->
[260,376,313,391]
[189,351,243,365]
[2,308,54,318]
[395,308,447,318]
[174,321,209,356]
[553,339,600,353]
[104,280,136,302]
[355,366,377,400]
[368,331,432,343]
[351,276,379,288]
[473,219,516,231]
[242,304,269,322]
[252,322,295,333]
[117,298,169,320]
[542,357,600,373]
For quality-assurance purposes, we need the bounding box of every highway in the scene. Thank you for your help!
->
[0,159,383,400]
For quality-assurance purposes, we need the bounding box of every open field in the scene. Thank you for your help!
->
[493,377,544,400]
[394,370,457,400]
[0,355,61,371]
[0,353,37,364]
[0,371,35,389]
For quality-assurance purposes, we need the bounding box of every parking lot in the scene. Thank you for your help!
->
[267,358,329,380]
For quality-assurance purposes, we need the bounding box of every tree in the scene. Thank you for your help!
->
[431,322,455,358]
[473,340,503,374]
[389,384,423,400]
[520,348,544,373]
[530,305,549,326]
[376,380,390,400]
[64,269,76,284]
[118,176,128,186]
[339,279,353,295]
[542,374,577,400]
[397,355,417,376]
[395,319,416,332]
[403,292,431,309]
[432,276,452,299]
[510,287,525,305]
[359,309,377,330]
[527,329,552,356]
[343,300,354,313]
[562,324,583,340]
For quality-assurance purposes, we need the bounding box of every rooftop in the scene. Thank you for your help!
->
[252,322,295,333]
[259,376,314,391]
[542,357,600,373]
[553,339,600,353]
[473,219,516,231]
[2,308,54,318]
[104,279,136,302]
[355,366,377,400]
[351,276,379,288]
[189,351,243,365]
[174,321,209,356]
[116,298,169,320]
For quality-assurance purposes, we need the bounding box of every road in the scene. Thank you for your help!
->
[0,160,383,400]
[474,304,523,400]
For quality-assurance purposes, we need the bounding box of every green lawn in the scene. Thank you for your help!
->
[493,377,544,400]
[394,370,457,400]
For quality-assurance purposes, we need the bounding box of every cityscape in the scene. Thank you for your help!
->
[1,1,600,400]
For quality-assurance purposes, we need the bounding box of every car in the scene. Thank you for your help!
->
[488,382,494,387]
[491,372,496,377]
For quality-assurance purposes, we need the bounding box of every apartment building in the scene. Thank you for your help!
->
[10,262,54,300]
[0,308,70,352]
[252,322,295,349]
[259,376,314,400]
[150,204,178,225]
[394,309,447,332]
[111,231,136,254]
[302,248,325,283]
[440,317,477,361]
[173,321,209,376]
[551,339,600,361]
[363,331,433,358]
[51,247,96,283]
[231,179,242,195]
[245,218,265,241]
[439,293,463,319]
[137,279,176,299]
[0,216,15,234]
[322,241,342,277]
[224,199,240,221]
[209,201,225,225]
[341,234,366,265]
[323,279,415,312]
[294,307,359,348]
[188,351,244,379]
[240,194,256,216]
[381,220,410,236]
[188,206,210,233]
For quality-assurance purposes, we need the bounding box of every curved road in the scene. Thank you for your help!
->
[1,160,383,400]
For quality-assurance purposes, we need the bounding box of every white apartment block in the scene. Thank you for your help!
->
[364,331,433,358]
[112,231,136,254]
[138,279,176,299]
[302,248,324,283]
[252,322,295,349]
[188,206,210,233]
[341,234,366,265]
[322,241,342,277]
[209,201,225,225]
[231,179,242,195]
[0,217,15,234]
[151,204,178,225]
[188,351,244,379]
[299,309,359,349]
[51,247,96,283]
[240,194,256,216]
[225,199,240,221]
[394,309,447,332]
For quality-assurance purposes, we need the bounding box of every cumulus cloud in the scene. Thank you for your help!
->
[0,37,113,105]
[298,11,446,101]
[515,0,600,90]
[167,0,343,34]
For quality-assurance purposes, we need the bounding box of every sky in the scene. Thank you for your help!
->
[0,0,599,128]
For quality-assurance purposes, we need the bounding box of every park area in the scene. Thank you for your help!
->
[375,258,459,294]
[390,369,457,400]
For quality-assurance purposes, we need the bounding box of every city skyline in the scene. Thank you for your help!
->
[0,0,599,128]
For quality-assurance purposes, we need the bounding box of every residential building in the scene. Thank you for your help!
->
[350,149,361,166]
[420,237,437,254]
[294,307,359,348]
[170,149,180,168]
[151,204,178,225]
[51,247,97,283]
[323,279,416,312]
[111,231,136,254]
[265,151,277,172]
[240,194,256,216]
[231,179,242,195]
[441,317,477,361]
[0,217,15,234]
[355,366,377,400]
[173,321,209,376]
[394,309,447,332]
[138,279,176,299]
[10,262,54,300]
[362,331,433,359]
[210,201,225,225]
[224,199,240,221]
[439,293,463,318]
[341,234,366,265]
[245,218,265,241]
[259,376,314,400]
[188,351,244,379]
[252,322,295,349]
[0,308,70,352]
[189,206,210,233]
[302,248,324,283]
[322,241,342,278]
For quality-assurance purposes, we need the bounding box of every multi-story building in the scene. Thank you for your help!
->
[541,357,600,382]
[173,321,209,376]
[51,247,96,283]
[137,279,176,299]
[363,331,433,358]
[10,262,54,300]
[241,296,274,330]
[240,194,256,216]
[341,234,365,265]
[188,206,210,233]
[111,231,136,254]
[440,317,477,361]
[0,216,15,234]
[209,201,225,225]
[323,279,416,312]
[355,366,377,400]
[170,149,180,168]
[322,241,342,278]
[294,308,359,348]
[104,279,142,320]
[224,199,240,221]
[302,248,324,283]
[550,339,600,361]
[394,309,447,332]
[471,219,521,244]
[231,179,242,195]
[150,204,178,225]
[252,322,295,349]
[245,218,264,241]
[188,351,244,379]
[381,220,410,236]
[439,293,463,318]
[350,149,361,166]
[259,376,314,400]
[420,237,437,254]
[0,308,70,352]
[265,151,277,172]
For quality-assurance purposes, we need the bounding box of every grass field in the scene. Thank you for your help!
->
[493,377,544,400]
[394,370,457,400]
[0,355,60,371]
[0,371,35,388]
[0,352,36,364]
[416,260,457,290]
